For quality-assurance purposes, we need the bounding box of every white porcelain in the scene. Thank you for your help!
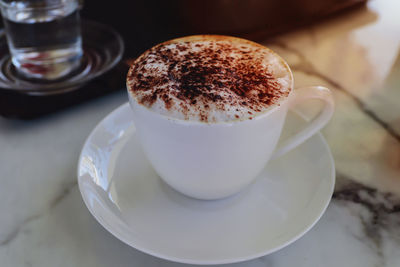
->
[128,84,334,199]
[77,103,335,265]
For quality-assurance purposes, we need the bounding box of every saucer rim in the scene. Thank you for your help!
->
[77,102,335,265]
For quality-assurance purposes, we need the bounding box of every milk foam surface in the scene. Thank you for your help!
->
[127,35,292,122]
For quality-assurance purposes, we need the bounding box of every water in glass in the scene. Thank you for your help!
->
[0,0,82,80]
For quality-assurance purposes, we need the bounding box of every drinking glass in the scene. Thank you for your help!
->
[0,0,83,80]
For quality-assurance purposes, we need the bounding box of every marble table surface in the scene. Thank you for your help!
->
[1,0,400,266]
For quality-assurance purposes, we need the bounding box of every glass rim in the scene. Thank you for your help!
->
[0,0,79,11]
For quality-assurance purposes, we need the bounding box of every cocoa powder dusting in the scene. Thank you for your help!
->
[127,35,291,122]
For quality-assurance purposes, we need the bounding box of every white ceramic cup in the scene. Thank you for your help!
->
[127,51,334,200]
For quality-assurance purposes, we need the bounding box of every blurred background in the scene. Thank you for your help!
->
[81,0,367,58]
[0,0,367,119]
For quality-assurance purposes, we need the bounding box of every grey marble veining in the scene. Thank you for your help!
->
[1,0,400,266]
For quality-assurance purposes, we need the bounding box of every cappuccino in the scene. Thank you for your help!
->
[127,35,292,123]
[126,35,333,199]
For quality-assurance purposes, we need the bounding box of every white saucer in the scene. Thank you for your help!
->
[77,103,335,265]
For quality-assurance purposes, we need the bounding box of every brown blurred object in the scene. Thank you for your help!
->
[179,0,367,36]
[83,0,367,57]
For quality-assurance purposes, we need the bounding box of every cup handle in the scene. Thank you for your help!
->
[270,86,334,160]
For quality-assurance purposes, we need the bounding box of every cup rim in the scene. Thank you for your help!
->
[128,90,292,126]
[127,34,294,126]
